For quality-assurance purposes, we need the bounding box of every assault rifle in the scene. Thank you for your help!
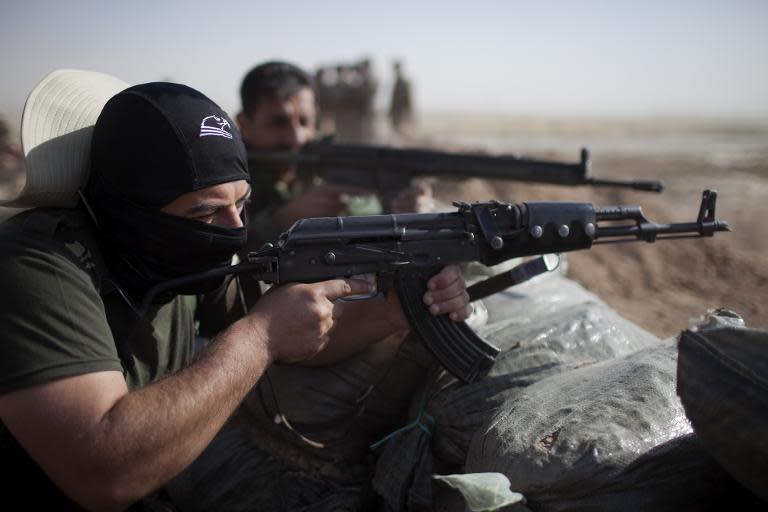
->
[143,190,728,383]
[248,140,664,211]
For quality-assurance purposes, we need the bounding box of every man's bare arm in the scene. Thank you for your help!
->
[0,279,372,512]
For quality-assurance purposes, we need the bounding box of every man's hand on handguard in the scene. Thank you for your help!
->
[424,265,472,321]
[245,278,374,364]
[384,264,472,331]
[273,183,372,230]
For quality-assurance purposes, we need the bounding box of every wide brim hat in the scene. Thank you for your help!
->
[0,69,129,208]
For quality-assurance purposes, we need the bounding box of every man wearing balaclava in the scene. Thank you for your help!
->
[0,80,471,510]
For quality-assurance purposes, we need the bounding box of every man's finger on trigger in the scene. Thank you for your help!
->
[346,277,375,296]
[324,278,373,301]
[443,264,462,280]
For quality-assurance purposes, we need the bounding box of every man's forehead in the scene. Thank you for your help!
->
[260,88,316,116]
[185,181,250,204]
[161,180,250,216]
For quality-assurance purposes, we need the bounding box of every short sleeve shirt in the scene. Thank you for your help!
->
[0,207,195,392]
[0,207,195,508]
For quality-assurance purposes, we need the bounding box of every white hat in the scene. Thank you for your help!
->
[0,69,129,208]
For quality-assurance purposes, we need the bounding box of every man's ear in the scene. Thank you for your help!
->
[236,111,255,145]
[235,111,248,131]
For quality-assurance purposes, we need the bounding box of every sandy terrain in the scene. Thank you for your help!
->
[416,114,768,337]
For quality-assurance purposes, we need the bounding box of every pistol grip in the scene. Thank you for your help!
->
[396,267,500,383]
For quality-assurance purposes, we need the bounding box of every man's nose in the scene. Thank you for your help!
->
[283,124,309,148]
[220,206,244,229]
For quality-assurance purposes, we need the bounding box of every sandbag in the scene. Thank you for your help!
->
[241,330,434,465]
[464,341,740,511]
[677,310,768,502]
[446,269,660,465]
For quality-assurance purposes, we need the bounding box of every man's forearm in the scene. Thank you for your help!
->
[117,321,264,490]
[57,317,271,511]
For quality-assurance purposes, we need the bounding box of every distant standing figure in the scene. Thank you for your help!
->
[358,58,378,142]
[389,60,413,134]
[312,68,334,134]
[0,116,23,193]
[332,64,363,142]
[0,115,27,223]
[0,115,23,186]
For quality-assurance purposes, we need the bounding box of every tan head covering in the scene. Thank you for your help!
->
[0,69,128,208]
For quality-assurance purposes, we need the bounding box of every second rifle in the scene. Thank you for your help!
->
[249,140,664,211]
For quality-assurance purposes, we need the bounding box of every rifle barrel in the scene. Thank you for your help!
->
[594,191,730,242]
[587,178,664,192]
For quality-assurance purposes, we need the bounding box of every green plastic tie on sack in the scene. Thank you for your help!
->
[369,396,434,450]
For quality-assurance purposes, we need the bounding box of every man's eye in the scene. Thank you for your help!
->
[193,214,215,224]
[271,117,289,128]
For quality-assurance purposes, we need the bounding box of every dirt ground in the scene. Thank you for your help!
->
[429,150,767,338]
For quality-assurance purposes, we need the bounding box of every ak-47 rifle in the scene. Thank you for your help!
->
[248,140,664,211]
[143,190,728,383]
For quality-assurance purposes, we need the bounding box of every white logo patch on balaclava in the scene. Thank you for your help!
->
[200,115,233,139]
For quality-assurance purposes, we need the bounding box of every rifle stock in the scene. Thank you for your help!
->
[143,190,728,383]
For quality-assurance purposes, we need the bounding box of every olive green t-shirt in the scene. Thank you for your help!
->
[0,207,195,508]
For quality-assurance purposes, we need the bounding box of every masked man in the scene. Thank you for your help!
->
[0,71,469,510]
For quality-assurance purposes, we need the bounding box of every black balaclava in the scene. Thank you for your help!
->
[84,82,250,301]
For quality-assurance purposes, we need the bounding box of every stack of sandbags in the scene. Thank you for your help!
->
[372,271,661,511]
[433,311,766,511]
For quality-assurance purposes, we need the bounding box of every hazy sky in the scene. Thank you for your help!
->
[1,0,767,126]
